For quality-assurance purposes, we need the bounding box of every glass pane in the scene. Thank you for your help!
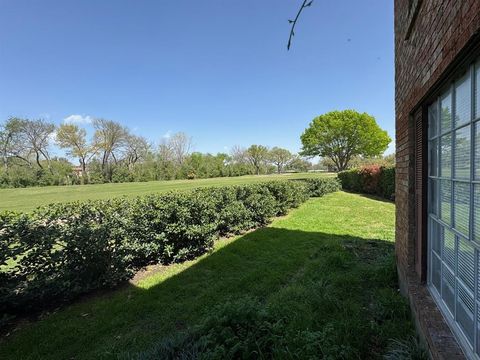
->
[443,228,456,270]
[440,133,452,177]
[431,219,442,254]
[477,251,480,298]
[457,283,475,345]
[454,182,470,237]
[475,122,480,180]
[458,237,475,291]
[431,252,442,292]
[441,90,453,133]
[477,305,480,355]
[442,266,455,314]
[440,180,452,225]
[454,126,471,179]
[429,101,438,138]
[429,178,438,216]
[476,62,480,119]
[455,72,472,127]
[429,138,438,176]
[474,185,480,243]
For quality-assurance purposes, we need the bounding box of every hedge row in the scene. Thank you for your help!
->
[0,178,340,320]
[337,165,395,200]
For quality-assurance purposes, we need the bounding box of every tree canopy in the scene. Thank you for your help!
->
[300,110,391,171]
[269,147,292,173]
[246,145,269,175]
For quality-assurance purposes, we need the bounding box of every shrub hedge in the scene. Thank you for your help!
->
[0,178,340,320]
[338,165,395,200]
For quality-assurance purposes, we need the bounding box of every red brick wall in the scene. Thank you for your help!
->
[395,0,480,281]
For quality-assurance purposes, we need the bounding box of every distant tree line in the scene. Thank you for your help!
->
[0,117,314,188]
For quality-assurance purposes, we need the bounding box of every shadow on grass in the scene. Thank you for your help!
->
[0,226,407,360]
[341,190,394,204]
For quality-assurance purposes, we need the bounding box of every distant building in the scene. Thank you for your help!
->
[395,1,480,358]
[72,166,84,177]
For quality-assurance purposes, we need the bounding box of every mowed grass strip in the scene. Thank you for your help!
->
[0,172,332,212]
[0,192,415,359]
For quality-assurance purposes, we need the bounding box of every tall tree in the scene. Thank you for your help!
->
[18,118,55,169]
[0,117,31,171]
[124,134,150,170]
[56,123,95,179]
[246,145,269,175]
[269,147,292,173]
[230,145,247,164]
[92,118,128,180]
[169,132,192,165]
[300,110,391,171]
[288,155,312,172]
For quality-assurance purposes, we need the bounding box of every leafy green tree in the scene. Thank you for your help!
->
[92,118,128,181]
[246,145,269,175]
[269,147,292,173]
[56,123,95,182]
[287,155,312,172]
[300,110,391,171]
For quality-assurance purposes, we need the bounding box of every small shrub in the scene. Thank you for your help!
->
[384,337,428,360]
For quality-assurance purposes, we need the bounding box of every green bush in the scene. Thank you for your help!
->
[338,166,395,200]
[337,169,362,193]
[0,178,340,320]
[301,177,341,197]
[379,166,395,200]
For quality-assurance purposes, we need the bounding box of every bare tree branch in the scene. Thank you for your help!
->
[287,0,313,50]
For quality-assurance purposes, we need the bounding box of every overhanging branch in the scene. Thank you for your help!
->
[287,0,313,50]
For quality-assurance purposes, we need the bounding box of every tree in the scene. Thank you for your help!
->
[287,155,312,172]
[56,123,95,180]
[0,117,31,171]
[230,145,247,164]
[269,147,292,173]
[18,118,56,169]
[169,132,193,165]
[92,118,128,180]
[246,145,269,175]
[300,110,391,171]
[124,134,150,170]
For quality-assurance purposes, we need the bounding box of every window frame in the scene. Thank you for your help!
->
[427,60,480,359]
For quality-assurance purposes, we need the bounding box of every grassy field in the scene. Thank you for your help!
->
[0,172,333,212]
[0,192,422,359]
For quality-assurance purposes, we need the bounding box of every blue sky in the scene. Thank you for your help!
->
[0,0,394,156]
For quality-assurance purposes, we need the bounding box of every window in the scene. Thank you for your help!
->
[428,61,480,357]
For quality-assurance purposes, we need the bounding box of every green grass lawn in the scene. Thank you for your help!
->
[0,192,420,359]
[0,172,332,212]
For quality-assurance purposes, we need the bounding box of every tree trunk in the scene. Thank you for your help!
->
[35,151,43,169]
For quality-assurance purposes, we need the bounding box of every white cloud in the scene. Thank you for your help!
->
[63,114,93,124]
[162,130,172,139]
